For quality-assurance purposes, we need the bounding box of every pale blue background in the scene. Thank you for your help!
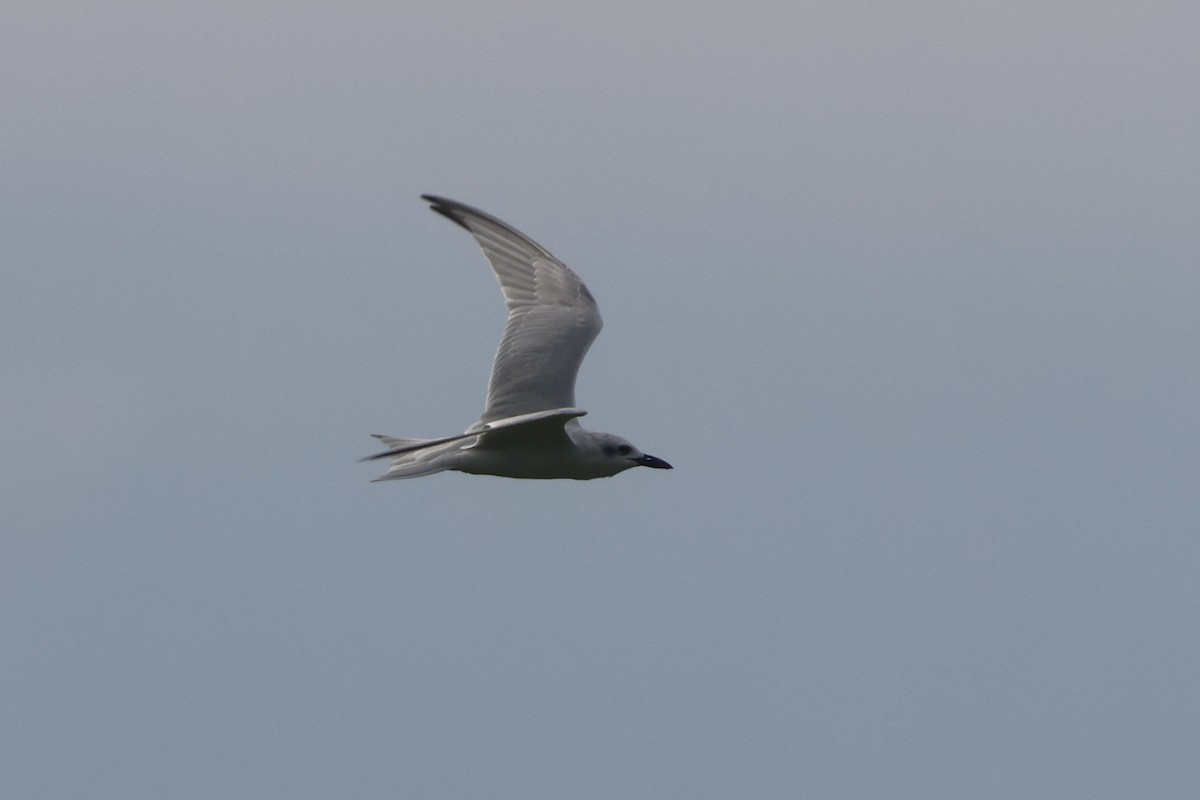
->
[4,2,1198,798]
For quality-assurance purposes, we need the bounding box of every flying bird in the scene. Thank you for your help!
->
[362,195,672,480]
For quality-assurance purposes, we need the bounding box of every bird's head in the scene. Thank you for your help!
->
[592,433,672,474]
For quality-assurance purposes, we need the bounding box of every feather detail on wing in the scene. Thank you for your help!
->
[421,196,603,423]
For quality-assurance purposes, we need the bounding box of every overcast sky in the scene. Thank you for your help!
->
[4,2,1199,798]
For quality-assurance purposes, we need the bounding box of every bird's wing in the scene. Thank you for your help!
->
[465,406,587,448]
[358,431,479,462]
[422,195,603,424]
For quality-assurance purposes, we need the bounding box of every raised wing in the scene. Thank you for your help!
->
[422,195,603,423]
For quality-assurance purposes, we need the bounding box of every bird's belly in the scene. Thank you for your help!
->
[457,445,616,480]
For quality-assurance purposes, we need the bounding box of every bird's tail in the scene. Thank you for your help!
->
[366,434,469,481]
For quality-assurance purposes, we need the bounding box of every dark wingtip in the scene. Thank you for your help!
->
[421,194,471,231]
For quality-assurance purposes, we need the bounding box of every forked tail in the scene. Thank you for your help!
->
[364,434,471,481]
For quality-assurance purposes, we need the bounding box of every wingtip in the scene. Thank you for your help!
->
[360,436,395,462]
[421,194,471,231]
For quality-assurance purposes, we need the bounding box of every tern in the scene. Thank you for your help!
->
[362,195,672,480]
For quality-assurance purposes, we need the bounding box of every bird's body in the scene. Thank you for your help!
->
[363,196,671,481]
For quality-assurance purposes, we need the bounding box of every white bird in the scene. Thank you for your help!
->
[362,195,672,480]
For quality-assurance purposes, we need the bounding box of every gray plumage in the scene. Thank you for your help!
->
[363,196,671,480]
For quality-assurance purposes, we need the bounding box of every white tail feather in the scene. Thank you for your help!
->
[369,435,472,481]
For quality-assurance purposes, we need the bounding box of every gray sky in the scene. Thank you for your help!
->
[4,2,1199,798]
